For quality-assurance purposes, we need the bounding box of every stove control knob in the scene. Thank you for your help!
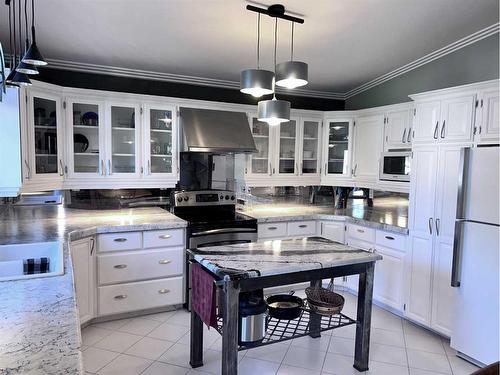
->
[225,195,230,200]
[231,195,235,200]
[184,196,189,202]
[177,197,182,203]
[220,195,224,200]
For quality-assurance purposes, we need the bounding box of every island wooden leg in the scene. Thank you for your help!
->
[221,281,240,375]
[190,308,204,368]
[309,279,321,338]
[354,262,375,372]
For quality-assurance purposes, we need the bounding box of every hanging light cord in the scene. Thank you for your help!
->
[290,22,294,61]
[272,17,278,98]
[24,0,29,50]
[31,0,34,28]
[12,0,17,65]
[8,1,14,69]
[256,13,261,69]
[18,0,23,62]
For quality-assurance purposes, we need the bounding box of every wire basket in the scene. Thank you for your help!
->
[305,279,345,316]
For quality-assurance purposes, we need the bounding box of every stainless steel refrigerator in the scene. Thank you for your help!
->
[450,146,499,366]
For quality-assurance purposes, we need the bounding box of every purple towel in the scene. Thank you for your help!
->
[191,263,217,329]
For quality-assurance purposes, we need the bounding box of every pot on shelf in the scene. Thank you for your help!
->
[238,290,267,345]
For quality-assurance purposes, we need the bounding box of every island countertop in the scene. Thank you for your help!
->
[188,237,382,281]
[0,205,186,375]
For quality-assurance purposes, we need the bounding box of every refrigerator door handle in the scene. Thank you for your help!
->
[451,219,466,287]
[428,217,433,235]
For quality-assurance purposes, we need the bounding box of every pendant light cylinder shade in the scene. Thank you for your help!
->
[257,98,291,126]
[8,70,32,86]
[22,41,47,66]
[276,61,308,89]
[16,60,39,75]
[240,69,274,98]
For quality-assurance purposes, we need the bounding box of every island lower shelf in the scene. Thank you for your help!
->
[214,299,356,351]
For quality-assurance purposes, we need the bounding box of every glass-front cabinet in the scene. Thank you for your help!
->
[324,119,353,177]
[299,119,321,175]
[248,117,272,176]
[277,119,298,175]
[66,98,104,177]
[108,103,140,177]
[25,90,64,183]
[143,104,177,178]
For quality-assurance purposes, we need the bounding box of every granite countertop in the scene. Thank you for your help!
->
[0,206,186,375]
[239,196,409,234]
[188,237,382,281]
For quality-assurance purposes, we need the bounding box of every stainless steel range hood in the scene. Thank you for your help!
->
[180,107,257,153]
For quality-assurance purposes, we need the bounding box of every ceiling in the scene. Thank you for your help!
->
[0,0,498,95]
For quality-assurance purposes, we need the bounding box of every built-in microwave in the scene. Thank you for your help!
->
[379,151,411,182]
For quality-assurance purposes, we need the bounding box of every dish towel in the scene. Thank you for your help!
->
[23,257,50,275]
[191,263,217,329]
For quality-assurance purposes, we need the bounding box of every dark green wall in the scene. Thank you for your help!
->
[345,33,499,110]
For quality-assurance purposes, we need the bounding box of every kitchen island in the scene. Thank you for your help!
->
[187,237,382,375]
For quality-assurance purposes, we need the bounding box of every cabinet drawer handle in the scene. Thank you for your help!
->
[158,259,171,265]
[298,224,308,228]
[357,229,365,233]
[114,294,127,300]
[402,128,407,143]
[113,264,127,269]
[433,121,439,139]
[158,289,170,294]
[113,238,127,242]
[268,226,278,230]
[384,235,395,240]
[159,234,171,239]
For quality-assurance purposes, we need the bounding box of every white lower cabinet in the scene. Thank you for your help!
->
[319,220,346,243]
[70,237,96,324]
[373,246,405,311]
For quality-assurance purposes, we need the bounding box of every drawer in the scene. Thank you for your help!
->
[320,221,346,244]
[143,229,184,249]
[258,222,287,239]
[98,232,142,253]
[375,230,407,252]
[98,276,183,316]
[98,247,184,285]
[347,238,374,252]
[347,224,375,243]
[287,220,316,237]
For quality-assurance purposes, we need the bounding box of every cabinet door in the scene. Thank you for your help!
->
[414,101,440,144]
[373,246,405,311]
[324,119,352,177]
[143,104,177,178]
[248,117,273,177]
[300,119,321,175]
[276,119,298,176]
[439,95,475,143]
[384,109,410,150]
[352,115,383,182]
[66,99,105,178]
[107,103,141,177]
[478,88,500,144]
[28,91,64,181]
[71,237,95,324]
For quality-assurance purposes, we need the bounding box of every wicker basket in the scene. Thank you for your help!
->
[305,287,345,316]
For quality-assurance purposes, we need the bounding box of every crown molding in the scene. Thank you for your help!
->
[344,23,500,99]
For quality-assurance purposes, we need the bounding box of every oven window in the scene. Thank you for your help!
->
[383,156,410,175]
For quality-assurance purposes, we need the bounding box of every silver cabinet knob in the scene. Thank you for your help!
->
[298,224,308,228]
[114,295,127,300]
[159,234,171,239]
[113,264,127,269]
[158,259,171,265]
[268,227,278,230]
[113,238,127,242]
[158,289,170,294]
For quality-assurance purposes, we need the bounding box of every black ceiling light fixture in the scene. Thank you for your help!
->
[22,0,47,66]
[6,0,31,86]
[16,0,38,75]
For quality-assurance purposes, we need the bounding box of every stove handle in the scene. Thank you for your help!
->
[191,228,257,236]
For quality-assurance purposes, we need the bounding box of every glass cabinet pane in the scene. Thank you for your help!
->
[72,103,99,173]
[302,121,319,174]
[111,106,136,174]
[33,97,58,174]
[279,120,296,174]
[149,109,173,174]
[327,121,350,174]
[251,118,269,174]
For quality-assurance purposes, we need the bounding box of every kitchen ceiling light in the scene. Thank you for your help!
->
[16,0,38,75]
[257,17,290,126]
[276,22,308,89]
[240,13,274,98]
[22,0,47,66]
[7,0,31,86]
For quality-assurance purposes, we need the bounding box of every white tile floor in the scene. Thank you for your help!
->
[81,291,480,375]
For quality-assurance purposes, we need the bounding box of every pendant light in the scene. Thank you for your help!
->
[240,13,274,98]
[22,0,47,66]
[16,0,38,75]
[257,17,290,126]
[6,0,31,86]
[5,0,18,86]
[276,22,308,89]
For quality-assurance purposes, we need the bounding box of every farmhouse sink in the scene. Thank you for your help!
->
[0,241,64,281]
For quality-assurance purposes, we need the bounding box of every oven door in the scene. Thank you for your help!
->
[189,227,258,249]
[379,152,411,182]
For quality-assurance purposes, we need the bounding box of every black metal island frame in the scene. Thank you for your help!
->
[187,237,382,375]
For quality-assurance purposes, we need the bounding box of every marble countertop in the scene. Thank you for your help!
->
[188,237,382,281]
[239,197,409,234]
[0,205,186,374]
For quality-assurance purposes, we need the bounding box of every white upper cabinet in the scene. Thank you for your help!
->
[413,94,475,145]
[276,119,299,176]
[475,87,499,144]
[384,109,411,149]
[352,114,384,183]
[247,115,273,178]
[323,118,353,179]
[299,118,321,176]
[143,104,178,180]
